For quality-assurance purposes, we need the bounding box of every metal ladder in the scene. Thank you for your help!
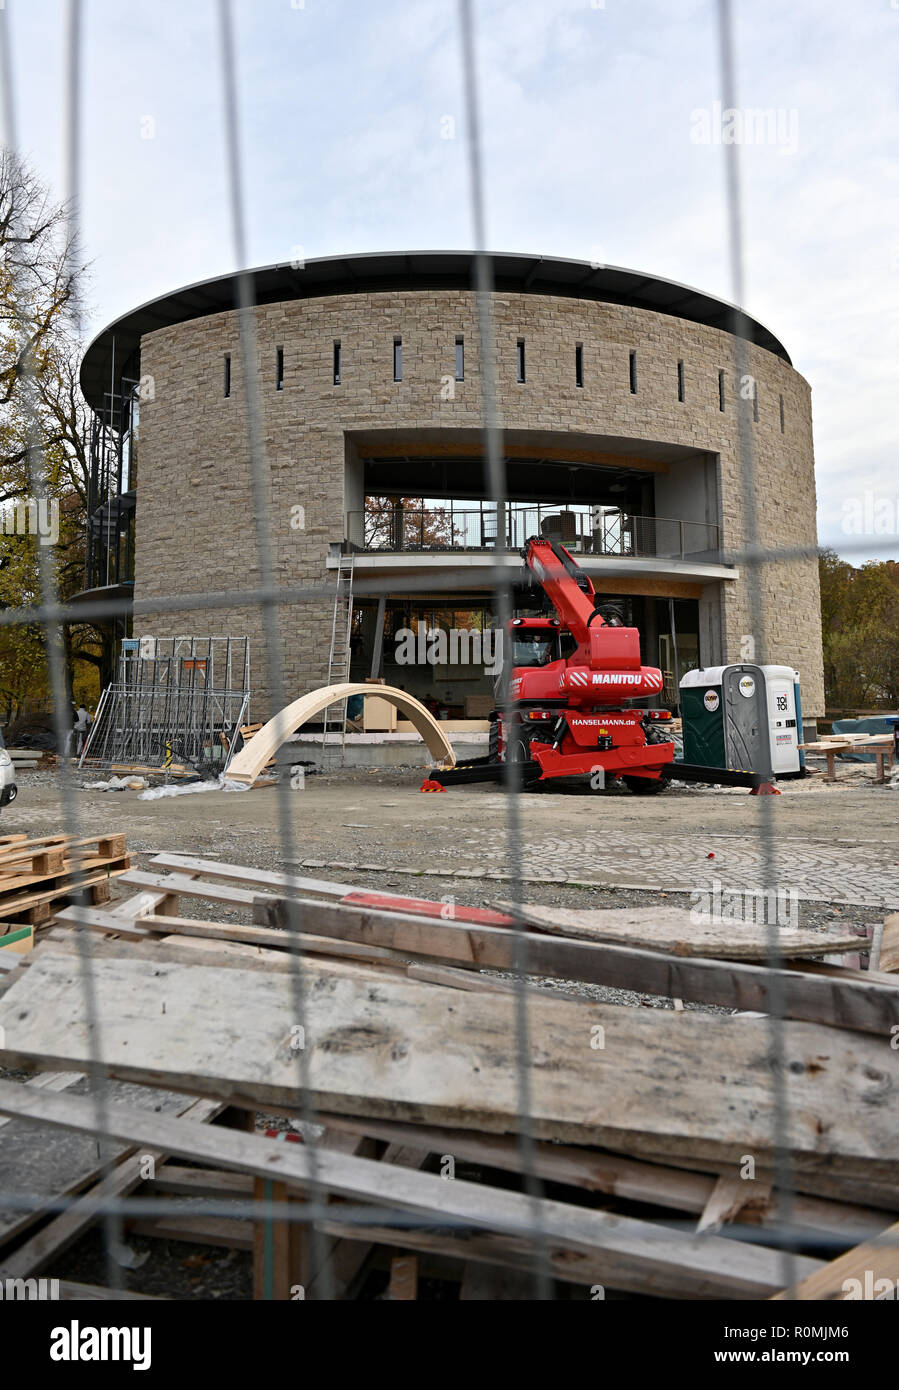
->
[321,555,355,762]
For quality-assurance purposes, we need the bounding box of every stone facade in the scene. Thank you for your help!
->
[133,287,824,718]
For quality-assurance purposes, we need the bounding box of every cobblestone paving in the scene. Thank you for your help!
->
[360,812,899,906]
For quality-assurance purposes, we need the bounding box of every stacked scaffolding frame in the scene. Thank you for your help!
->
[79,637,251,777]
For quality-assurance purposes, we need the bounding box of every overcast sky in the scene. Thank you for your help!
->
[6,0,898,562]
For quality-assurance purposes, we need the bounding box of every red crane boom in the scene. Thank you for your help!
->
[498,536,675,792]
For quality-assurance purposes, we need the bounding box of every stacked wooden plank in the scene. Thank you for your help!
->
[0,853,896,1301]
[5,747,41,771]
[801,736,895,784]
[801,733,894,749]
[0,833,130,929]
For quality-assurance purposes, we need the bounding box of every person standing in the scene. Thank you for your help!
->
[73,704,90,757]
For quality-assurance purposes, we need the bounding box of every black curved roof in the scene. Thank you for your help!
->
[79,250,791,409]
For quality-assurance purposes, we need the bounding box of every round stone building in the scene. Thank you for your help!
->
[79,251,824,727]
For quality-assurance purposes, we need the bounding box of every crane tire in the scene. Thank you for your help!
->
[623,775,668,795]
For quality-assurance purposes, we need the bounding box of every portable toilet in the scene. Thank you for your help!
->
[679,667,729,769]
[680,665,801,778]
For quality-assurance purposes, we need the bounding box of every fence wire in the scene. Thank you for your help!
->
[0,0,895,1305]
[457,0,550,1299]
[0,0,126,1295]
[715,0,795,1292]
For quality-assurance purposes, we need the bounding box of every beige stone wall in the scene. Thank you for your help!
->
[134,289,823,718]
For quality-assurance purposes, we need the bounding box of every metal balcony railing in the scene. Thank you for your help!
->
[347,503,721,561]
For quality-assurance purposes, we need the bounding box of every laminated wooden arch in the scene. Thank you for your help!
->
[225,683,457,785]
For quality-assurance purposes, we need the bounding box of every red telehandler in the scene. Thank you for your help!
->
[428,535,772,795]
[495,535,674,792]
[436,536,675,793]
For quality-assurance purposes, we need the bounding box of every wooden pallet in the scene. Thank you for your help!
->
[0,834,130,925]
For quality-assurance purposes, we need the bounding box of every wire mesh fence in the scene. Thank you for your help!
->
[0,0,896,1311]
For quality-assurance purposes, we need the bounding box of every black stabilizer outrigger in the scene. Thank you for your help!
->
[428,758,777,793]
[660,762,778,794]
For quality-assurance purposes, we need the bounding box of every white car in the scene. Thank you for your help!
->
[0,728,17,810]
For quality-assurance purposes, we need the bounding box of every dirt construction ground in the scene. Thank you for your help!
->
[6,758,898,914]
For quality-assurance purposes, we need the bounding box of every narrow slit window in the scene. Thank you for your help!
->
[752,381,759,423]
[455,336,464,381]
[393,337,402,382]
[276,346,284,391]
[516,338,526,383]
[718,369,725,412]
[779,393,785,433]
[677,359,685,403]
[629,350,637,394]
[575,343,584,388]
[333,341,342,386]
[223,353,231,399]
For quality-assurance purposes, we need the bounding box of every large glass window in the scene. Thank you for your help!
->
[511,630,558,667]
[120,383,140,493]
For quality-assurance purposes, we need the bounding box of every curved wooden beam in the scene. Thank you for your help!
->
[225,684,457,785]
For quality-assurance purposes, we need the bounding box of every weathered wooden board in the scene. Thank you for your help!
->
[54,903,417,970]
[47,930,534,999]
[696,1175,772,1234]
[0,1070,82,1132]
[500,902,862,960]
[0,1096,221,1278]
[770,1220,899,1301]
[0,1075,201,1248]
[147,853,361,900]
[50,909,550,999]
[802,734,893,751]
[0,950,895,1186]
[316,1112,886,1242]
[0,1079,821,1299]
[43,928,399,984]
[258,893,899,1038]
[55,1281,164,1301]
[881,913,899,974]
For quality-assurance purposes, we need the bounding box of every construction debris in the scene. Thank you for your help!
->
[0,854,896,1301]
[87,776,149,792]
[137,777,249,800]
[497,900,866,960]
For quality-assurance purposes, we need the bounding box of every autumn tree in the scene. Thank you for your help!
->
[0,151,79,440]
[818,549,899,709]
[364,496,456,550]
[0,150,102,716]
[37,332,110,693]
